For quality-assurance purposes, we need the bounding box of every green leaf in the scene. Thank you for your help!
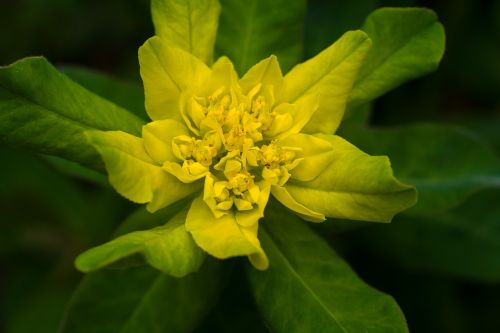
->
[354,189,500,281]
[348,8,445,108]
[61,66,147,121]
[216,0,306,75]
[282,134,416,222]
[60,259,224,333]
[281,30,372,135]
[75,207,205,277]
[0,57,144,170]
[247,202,408,332]
[343,124,500,214]
[151,0,221,64]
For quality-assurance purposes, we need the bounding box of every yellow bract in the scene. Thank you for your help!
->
[134,32,372,269]
[88,29,416,271]
[168,75,302,222]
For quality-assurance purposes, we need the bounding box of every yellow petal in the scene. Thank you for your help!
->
[142,119,190,164]
[284,134,417,222]
[199,56,239,97]
[186,196,268,269]
[163,160,209,183]
[139,36,211,121]
[272,95,319,139]
[239,55,283,96]
[280,133,335,182]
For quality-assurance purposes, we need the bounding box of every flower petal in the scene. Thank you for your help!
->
[203,56,240,95]
[271,185,325,222]
[284,135,417,222]
[86,130,200,212]
[142,119,190,164]
[163,161,209,183]
[139,36,211,121]
[280,30,372,134]
[239,55,283,96]
[186,196,269,270]
[280,133,335,182]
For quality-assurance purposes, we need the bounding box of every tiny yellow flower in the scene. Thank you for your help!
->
[86,30,416,270]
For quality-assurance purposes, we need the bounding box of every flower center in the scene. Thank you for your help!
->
[173,85,300,216]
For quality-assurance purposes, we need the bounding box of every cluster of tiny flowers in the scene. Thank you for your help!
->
[170,84,301,217]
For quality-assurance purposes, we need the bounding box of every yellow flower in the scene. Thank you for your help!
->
[86,30,416,270]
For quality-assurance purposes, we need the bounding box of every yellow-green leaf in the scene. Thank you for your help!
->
[284,135,416,222]
[186,196,268,269]
[280,133,334,182]
[281,30,372,134]
[75,208,204,277]
[86,130,201,212]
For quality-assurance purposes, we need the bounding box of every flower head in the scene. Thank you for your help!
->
[87,29,416,270]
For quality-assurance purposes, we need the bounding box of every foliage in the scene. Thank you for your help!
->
[1,0,499,332]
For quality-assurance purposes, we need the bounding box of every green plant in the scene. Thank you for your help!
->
[8,1,500,332]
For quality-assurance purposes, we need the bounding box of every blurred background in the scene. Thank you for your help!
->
[1,0,499,332]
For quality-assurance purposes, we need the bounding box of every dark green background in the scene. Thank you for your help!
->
[1,0,499,332]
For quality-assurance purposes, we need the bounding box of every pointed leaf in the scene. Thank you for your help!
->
[216,0,306,75]
[0,57,144,170]
[151,0,221,64]
[186,196,268,269]
[239,55,283,94]
[271,185,325,222]
[247,204,409,332]
[86,130,201,212]
[75,208,205,277]
[349,8,445,108]
[280,133,335,182]
[281,30,372,134]
[342,124,500,214]
[60,260,224,333]
[284,135,416,222]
